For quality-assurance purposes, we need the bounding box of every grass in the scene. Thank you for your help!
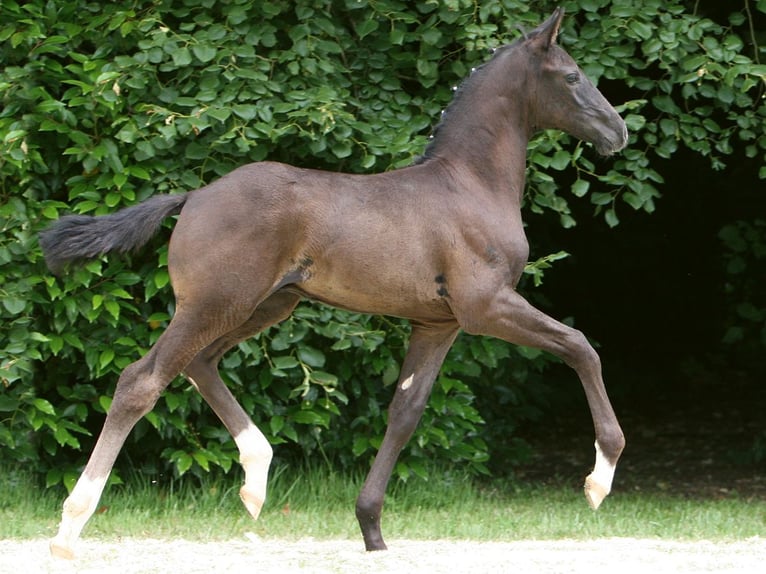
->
[1,464,764,543]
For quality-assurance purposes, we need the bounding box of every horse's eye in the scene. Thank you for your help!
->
[565,72,580,85]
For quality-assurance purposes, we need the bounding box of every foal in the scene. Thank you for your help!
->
[41,8,626,556]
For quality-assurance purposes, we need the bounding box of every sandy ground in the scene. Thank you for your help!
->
[1,536,764,574]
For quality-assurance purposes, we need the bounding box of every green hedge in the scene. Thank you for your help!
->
[1,0,764,487]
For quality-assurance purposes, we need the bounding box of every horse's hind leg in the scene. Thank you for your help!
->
[49,310,238,559]
[183,291,301,520]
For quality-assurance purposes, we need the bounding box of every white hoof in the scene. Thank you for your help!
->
[584,440,616,510]
[583,475,609,510]
[50,538,75,560]
[239,486,265,521]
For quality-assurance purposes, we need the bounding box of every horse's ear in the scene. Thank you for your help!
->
[531,7,565,50]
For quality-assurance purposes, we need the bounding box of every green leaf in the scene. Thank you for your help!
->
[605,208,620,227]
[104,300,120,320]
[63,472,78,493]
[227,6,247,25]
[207,107,231,122]
[154,269,169,289]
[192,44,217,63]
[63,333,84,351]
[99,348,115,370]
[356,18,379,39]
[580,0,601,11]
[421,28,442,46]
[390,27,405,45]
[145,411,160,429]
[681,54,707,72]
[172,47,192,66]
[623,192,644,210]
[571,179,589,197]
[291,409,329,426]
[192,451,211,471]
[2,298,26,315]
[233,104,258,121]
[331,141,352,158]
[298,346,325,368]
[54,426,79,448]
[113,172,128,188]
[628,20,653,40]
[129,166,151,180]
[309,371,338,387]
[0,396,20,412]
[3,129,27,143]
[272,356,299,370]
[46,469,63,488]
[42,205,59,219]
[270,415,285,435]
[32,398,56,416]
[591,192,613,206]
[99,395,113,413]
[550,150,570,170]
[165,392,180,412]
[175,452,193,475]
[352,436,369,456]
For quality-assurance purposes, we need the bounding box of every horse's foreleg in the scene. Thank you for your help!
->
[461,287,625,510]
[184,291,300,521]
[356,323,459,551]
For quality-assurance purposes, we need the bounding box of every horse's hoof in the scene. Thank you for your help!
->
[583,475,609,510]
[239,486,264,520]
[50,539,75,560]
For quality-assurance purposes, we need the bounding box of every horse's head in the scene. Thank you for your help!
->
[524,8,628,156]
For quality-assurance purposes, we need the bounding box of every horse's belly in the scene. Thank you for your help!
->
[288,273,454,324]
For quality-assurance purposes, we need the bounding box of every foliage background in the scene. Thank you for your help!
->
[1,0,764,488]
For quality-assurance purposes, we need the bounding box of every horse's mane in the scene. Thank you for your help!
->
[413,37,526,165]
[410,17,563,165]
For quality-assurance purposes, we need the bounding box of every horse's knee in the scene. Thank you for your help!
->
[386,399,426,446]
[561,328,601,371]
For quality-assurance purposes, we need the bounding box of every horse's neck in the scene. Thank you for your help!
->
[428,124,529,206]
[423,60,531,203]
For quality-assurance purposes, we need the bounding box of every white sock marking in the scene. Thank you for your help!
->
[401,374,414,390]
[234,424,273,520]
[590,440,615,495]
[51,473,109,558]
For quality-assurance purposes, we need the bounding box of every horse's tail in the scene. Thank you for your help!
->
[39,193,188,275]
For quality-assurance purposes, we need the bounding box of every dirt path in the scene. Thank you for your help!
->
[2,536,764,574]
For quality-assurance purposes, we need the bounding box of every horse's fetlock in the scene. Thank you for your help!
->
[355,493,381,522]
[601,430,626,463]
[62,494,90,517]
[240,443,273,468]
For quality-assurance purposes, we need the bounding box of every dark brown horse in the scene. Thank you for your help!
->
[40,8,626,558]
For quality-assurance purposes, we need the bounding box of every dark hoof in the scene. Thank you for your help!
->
[364,540,388,552]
